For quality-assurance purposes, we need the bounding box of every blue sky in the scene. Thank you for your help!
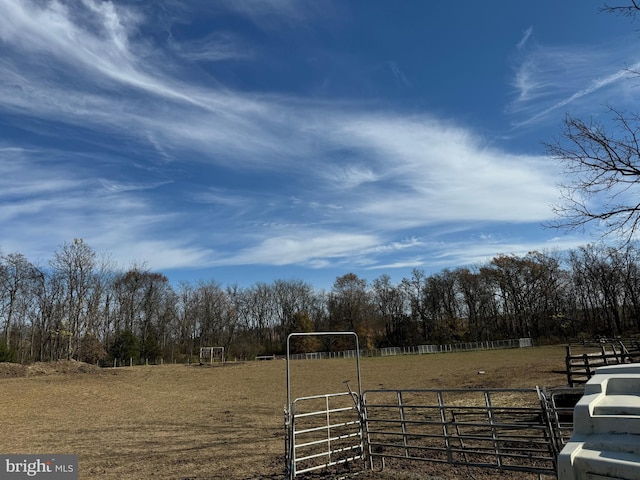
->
[1,0,639,289]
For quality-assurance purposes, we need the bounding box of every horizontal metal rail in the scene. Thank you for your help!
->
[296,422,360,436]
[296,443,362,462]
[295,405,355,418]
[295,453,363,475]
[296,431,361,448]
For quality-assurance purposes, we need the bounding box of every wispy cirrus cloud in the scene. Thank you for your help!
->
[219,0,338,28]
[508,36,640,127]
[516,26,533,50]
[0,0,141,82]
[100,180,173,194]
[0,0,579,277]
[387,61,411,87]
[216,231,381,267]
[422,234,587,271]
[173,32,252,63]
[321,114,559,228]
[190,188,256,210]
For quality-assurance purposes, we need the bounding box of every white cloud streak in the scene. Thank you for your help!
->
[516,26,533,50]
[508,37,640,127]
[219,0,336,28]
[216,232,380,267]
[173,32,252,63]
[324,115,558,227]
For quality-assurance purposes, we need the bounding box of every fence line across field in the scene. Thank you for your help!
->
[286,338,532,361]
[104,337,533,366]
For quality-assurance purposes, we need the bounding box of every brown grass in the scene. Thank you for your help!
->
[0,346,568,479]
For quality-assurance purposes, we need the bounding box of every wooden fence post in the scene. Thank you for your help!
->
[566,346,573,387]
[583,353,591,380]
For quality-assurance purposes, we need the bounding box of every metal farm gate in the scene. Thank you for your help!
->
[363,388,561,476]
[284,332,365,479]
[284,391,364,477]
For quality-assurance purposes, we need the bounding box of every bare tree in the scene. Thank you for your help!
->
[423,270,462,343]
[50,239,97,359]
[547,109,640,241]
[327,273,378,348]
[272,279,321,338]
[175,282,197,359]
[372,274,413,347]
[244,282,278,351]
[0,253,41,361]
[188,280,234,350]
[0,253,38,348]
[455,267,498,342]
[546,3,640,242]
[569,244,627,335]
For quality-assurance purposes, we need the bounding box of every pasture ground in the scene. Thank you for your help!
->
[0,345,569,479]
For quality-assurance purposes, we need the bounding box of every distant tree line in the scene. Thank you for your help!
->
[1,239,640,364]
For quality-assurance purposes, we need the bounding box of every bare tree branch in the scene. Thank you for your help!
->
[545,106,640,243]
[601,0,640,18]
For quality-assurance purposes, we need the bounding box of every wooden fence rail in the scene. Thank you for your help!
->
[565,339,640,387]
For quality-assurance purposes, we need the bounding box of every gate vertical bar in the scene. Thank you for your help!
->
[398,391,409,457]
[285,401,297,479]
[437,391,452,463]
[537,386,561,467]
[484,391,502,468]
[325,395,332,466]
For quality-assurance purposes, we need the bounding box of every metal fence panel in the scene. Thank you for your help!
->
[362,388,559,476]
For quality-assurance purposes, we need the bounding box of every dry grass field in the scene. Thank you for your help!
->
[0,345,569,479]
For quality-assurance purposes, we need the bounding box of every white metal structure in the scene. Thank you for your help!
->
[559,364,640,480]
[199,346,224,365]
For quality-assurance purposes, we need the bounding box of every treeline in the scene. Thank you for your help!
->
[1,239,639,364]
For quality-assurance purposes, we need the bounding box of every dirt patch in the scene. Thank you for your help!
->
[0,360,102,377]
